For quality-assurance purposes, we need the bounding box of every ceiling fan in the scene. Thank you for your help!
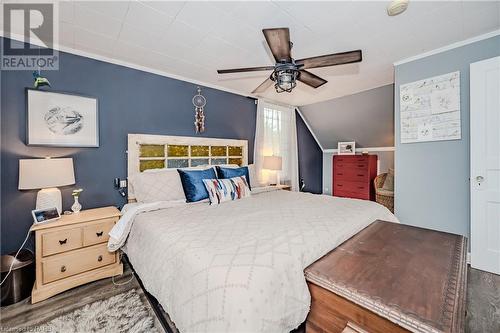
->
[217,28,362,94]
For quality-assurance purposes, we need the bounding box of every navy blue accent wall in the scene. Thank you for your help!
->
[1,42,258,254]
[1,39,321,254]
[296,111,322,194]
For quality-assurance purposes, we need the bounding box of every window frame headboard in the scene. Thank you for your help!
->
[127,134,248,201]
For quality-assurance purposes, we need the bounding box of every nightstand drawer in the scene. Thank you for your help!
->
[42,244,116,284]
[83,218,115,246]
[42,228,82,257]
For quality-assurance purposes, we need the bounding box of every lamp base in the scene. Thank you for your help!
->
[36,188,62,214]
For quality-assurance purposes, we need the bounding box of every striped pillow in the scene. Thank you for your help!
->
[202,176,251,205]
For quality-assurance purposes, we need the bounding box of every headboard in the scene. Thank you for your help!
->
[127,134,248,201]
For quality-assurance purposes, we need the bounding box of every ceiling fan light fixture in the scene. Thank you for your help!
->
[217,28,362,94]
[271,64,299,93]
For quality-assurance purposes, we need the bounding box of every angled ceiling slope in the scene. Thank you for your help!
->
[299,84,395,150]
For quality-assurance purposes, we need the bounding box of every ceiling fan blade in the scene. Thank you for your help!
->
[296,50,362,69]
[217,66,275,74]
[298,70,327,88]
[252,77,274,94]
[262,28,292,62]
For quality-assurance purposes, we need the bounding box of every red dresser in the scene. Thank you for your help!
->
[333,155,378,201]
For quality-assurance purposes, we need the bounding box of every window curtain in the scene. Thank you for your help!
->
[254,99,299,191]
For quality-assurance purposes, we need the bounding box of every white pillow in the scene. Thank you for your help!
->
[247,164,261,189]
[131,169,185,203]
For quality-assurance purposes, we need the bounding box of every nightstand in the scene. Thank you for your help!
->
[276,185,291,191]
[30,206,123,303]
[253,185,291,192]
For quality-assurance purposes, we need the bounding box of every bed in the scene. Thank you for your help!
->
[108,134,398,333]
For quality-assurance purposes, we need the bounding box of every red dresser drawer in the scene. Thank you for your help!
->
[334,156,369,164]
[334,180,369,197]
[333,167,369,181]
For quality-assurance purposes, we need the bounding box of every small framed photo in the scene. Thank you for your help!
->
[26,88,99,147]
[31,207,61,225]
[338,141,356,155]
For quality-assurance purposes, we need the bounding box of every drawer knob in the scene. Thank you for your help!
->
[96,231,104,237]
[97,255,103,262]
[59,238,68,245]
[60,265,66,273]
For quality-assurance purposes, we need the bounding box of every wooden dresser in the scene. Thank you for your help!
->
[333,155,377,201]
[31,206,123,303]
[305,221,467,333]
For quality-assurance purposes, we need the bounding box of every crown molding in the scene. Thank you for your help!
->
[394,29,500,66]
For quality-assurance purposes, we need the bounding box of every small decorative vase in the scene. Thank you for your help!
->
[71,196,82,213]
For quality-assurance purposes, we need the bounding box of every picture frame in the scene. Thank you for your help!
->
[31,207,61,225]
[338,141,356,155]
[26,88,99,147]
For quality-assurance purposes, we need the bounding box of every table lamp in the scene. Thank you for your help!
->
[263,155,282,186]
[19,157,75,214]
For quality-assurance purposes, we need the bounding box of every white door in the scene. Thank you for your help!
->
[470,56,500,274]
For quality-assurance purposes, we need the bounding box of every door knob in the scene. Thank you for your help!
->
[476,176,484,182]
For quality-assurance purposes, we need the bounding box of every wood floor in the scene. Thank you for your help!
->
[466,267,500,333]
[1,263,499,333]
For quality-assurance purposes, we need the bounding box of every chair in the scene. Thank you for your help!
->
[374,173,394,213]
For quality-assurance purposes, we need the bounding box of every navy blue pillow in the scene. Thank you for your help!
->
[216,166,251,190]
[178,168,217,202]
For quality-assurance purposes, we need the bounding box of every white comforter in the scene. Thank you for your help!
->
[113,190,398,333]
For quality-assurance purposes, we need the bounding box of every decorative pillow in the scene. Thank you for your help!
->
[178,168,217,202]
[202,176,251,205]
[382,168,394,192]
[216,166,252,190]
[131,169,185,203]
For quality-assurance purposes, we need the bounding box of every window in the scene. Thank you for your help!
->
[255,100,299,190]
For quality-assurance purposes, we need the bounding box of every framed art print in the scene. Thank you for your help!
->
[26,88,99,147]
[338,141,356,155]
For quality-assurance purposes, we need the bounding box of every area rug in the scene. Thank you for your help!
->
[33,289,160,333]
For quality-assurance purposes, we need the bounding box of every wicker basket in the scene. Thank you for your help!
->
[374,173,394,213]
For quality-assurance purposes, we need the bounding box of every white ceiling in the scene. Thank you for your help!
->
[34,1,500,105]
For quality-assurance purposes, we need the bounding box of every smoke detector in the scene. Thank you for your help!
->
[387,0,409,16]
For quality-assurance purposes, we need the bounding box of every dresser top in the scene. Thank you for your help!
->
[31,206,121,231]
[305,221,467,333]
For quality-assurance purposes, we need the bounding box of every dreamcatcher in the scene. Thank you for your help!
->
[192,87,206,133]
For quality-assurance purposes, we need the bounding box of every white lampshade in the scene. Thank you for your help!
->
[19,158,75,190]
[263,156,282,171]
